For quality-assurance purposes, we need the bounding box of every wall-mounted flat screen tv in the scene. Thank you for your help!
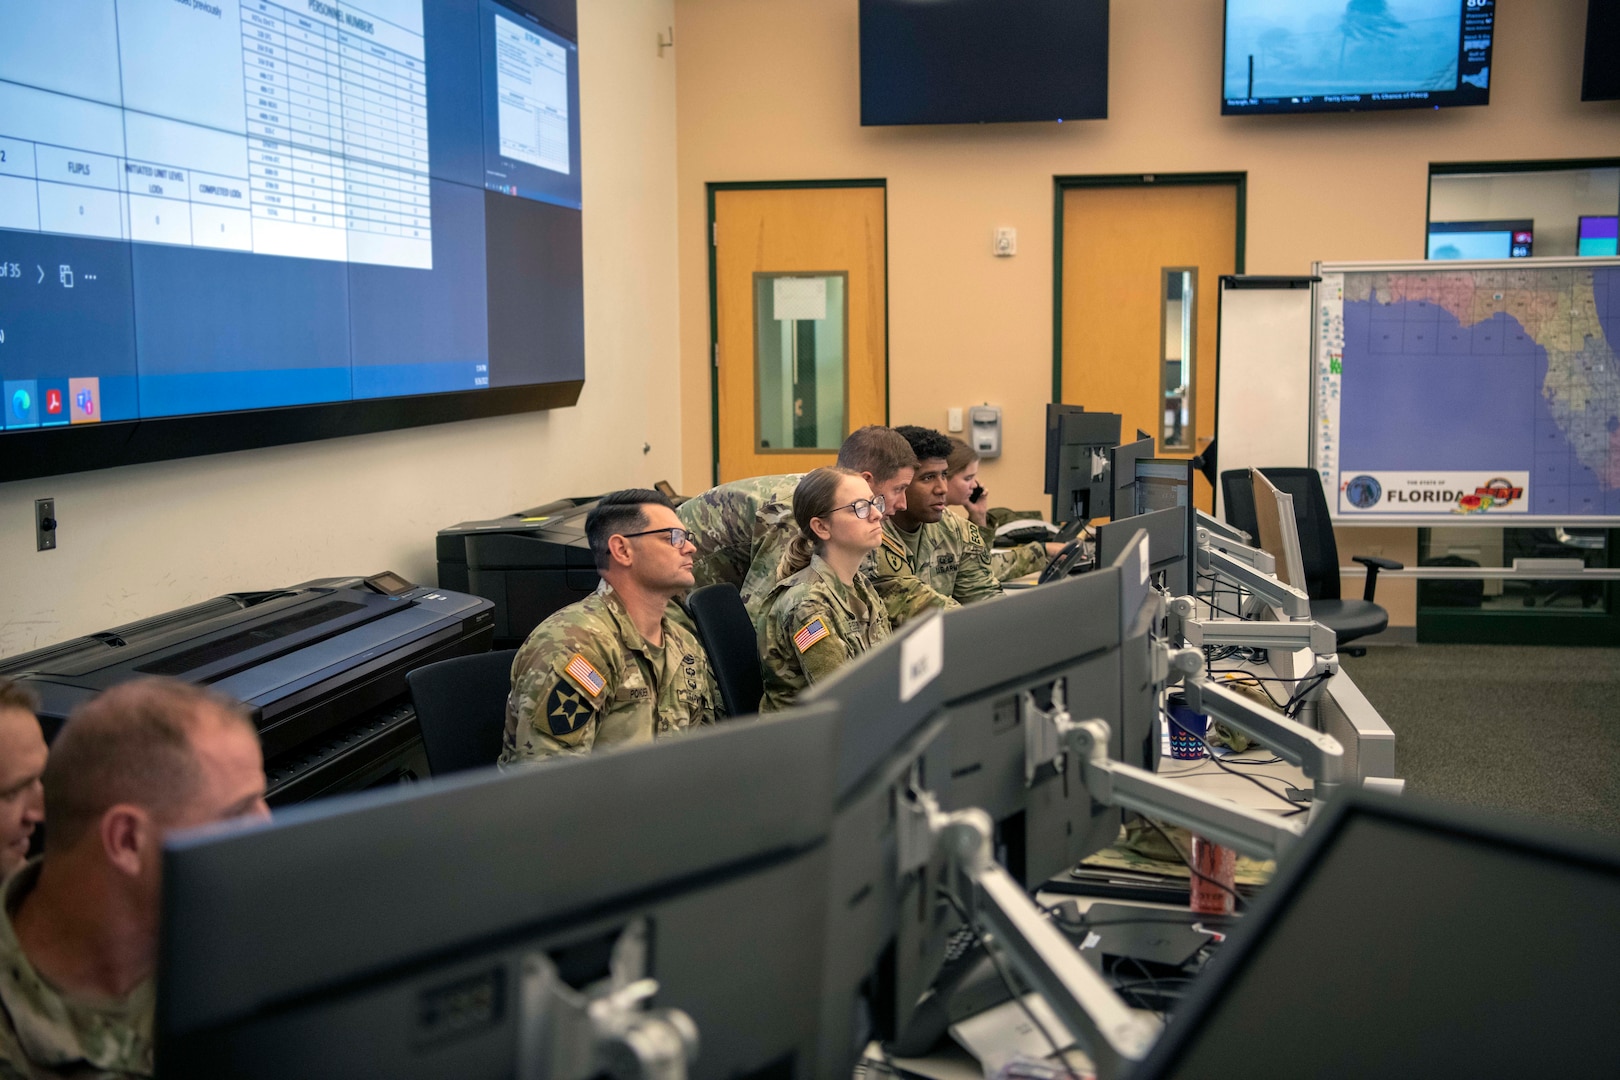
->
[1426,220,1533,260]
[0,0,584,482]
[1583,0,1620,101]
[859,0,1109,126]
[1223,0,1494,116]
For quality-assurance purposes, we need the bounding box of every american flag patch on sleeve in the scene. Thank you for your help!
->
[564,653,607,697]
[794,618,830,653]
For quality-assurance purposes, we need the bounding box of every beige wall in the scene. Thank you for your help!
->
[0,0,680,658]
[673,0,1618,628]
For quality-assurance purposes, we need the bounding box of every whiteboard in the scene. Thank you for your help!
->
[1314,258,1620,526]
[1214,277,1315,517]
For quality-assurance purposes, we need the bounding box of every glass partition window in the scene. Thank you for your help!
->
[753,272,847,452]
[1428,164,1620,258]
[1161,267,1196,451]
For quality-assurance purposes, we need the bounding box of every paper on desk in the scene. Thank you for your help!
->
[949,993,1084,1077]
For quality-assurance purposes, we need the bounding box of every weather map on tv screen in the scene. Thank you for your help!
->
[1223,0,1494,116]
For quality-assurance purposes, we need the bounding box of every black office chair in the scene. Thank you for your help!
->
[1220,468,1403,653]
[405,648,519,776]
[683,584,763,716]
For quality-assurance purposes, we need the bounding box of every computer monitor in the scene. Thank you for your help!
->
[1044,404,1122,523]
[1426,219,1534,260]
[804,532,1160,1070]
[1108,430,1155,522]
[1097,505,1188,598]
[1134,790,1620,1078]
[1578,215,1619,257]
[157,707,842,1080]
[1133,457,1193,516]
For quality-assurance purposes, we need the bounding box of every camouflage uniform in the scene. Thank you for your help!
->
[990,541,1049,581]
[675,474,801,600]
[681,473,945,625]
[870,513,1002,620]
[498,583,724,763]
[0,862,152,1080]
[756,555,892,712]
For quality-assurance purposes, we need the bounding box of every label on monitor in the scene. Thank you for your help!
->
[899,614,944,704]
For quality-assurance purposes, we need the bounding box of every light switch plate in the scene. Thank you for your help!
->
[993,227,1017,257]
[947,407,964,432]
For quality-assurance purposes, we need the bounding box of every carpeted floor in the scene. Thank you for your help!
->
[1339,644,1620,839]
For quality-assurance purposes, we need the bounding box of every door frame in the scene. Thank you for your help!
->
[706,179,890,485]
[1051,172,1248,405]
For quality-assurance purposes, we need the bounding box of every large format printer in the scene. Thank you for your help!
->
[436,497,601,648]
[0,574,494,805]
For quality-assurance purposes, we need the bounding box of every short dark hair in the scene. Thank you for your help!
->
[585,488,676,570]
[837,426,918,482]
[0,677,40,716]
[44,677,255,851]
[894,425,954,466]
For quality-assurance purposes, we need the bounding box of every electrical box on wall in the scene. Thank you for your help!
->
[969,405,1001,458]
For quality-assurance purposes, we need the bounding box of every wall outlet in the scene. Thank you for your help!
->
[947,407,964,432]
[36,498,56,551]
[993,227,1016,257]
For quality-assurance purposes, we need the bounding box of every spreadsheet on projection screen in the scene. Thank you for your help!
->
[0,0,434,270]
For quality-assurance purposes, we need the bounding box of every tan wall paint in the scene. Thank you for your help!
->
[674,0,1618,628]
[0,0,680,658]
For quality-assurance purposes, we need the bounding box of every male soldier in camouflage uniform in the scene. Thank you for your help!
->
[500,490,724,763]
[0,680,47,883]
[1,679,270,1079]
[870,427,1003,615]
[677,426,944,623]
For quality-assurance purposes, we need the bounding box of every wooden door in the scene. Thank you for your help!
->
[712,185,887,482]
[1060,182,1238,511]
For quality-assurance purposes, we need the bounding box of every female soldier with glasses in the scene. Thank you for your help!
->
[755,467,892,712]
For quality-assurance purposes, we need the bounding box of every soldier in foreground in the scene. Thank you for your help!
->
[757,468,892,711]
[0,680,47,884]
[500,489,724,764]
[676,425,920,615]
[871,426,1004,609]
[0,678,270,1080]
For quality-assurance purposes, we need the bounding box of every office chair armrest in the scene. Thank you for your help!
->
[1352,555,1404,603]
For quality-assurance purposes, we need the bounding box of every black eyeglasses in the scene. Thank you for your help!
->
[826,496,885,521]
[621,527,690,548]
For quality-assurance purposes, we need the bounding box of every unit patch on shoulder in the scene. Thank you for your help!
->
[545,682,595,736]
[885,549,905,572]
[564,653,607,697]
[794,618,831,653]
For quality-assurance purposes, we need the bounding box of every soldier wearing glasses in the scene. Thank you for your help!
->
[756,468,893,712]
[499,489,724,764]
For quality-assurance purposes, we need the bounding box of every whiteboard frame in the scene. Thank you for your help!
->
[1311,257,1620,527]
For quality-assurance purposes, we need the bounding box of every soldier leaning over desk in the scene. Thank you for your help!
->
[500,489,725,764]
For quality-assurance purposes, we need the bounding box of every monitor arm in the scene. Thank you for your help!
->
[1180,679,1346,805]
[1195,544,1311,619]
[518,920,699,1080]
[899,787,1158,1080]
[1194,511,1252,548]
[1022,683,1307,862]
[1194,526,1274,574]
[1169,598,1337,657]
